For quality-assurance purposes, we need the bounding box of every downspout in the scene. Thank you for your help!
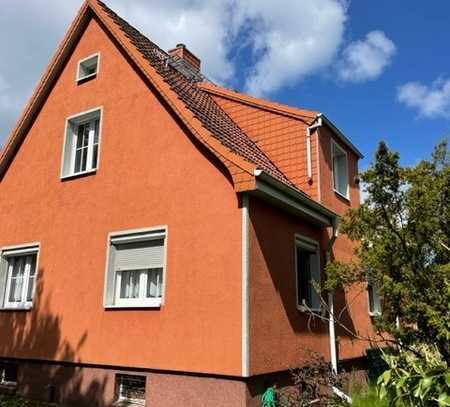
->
[306,117,322,182]
[326,218,353,404]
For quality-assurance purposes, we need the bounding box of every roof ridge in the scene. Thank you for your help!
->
[96,0,293,187]
[200,82,318,123]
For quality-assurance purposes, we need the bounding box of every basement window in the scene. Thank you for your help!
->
[116,374,146,405]
[0,363,18,387]
[295,235,321,312]
[0,244,40,310]
[104,227,167,308]
[332,140,349,199]
[77,53,100,82]
[61,108,102,179]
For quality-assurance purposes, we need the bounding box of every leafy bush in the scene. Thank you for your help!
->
[378,345,450,406]
[0,395,51,407]
[351,386,388,407]
[273,352,348,406]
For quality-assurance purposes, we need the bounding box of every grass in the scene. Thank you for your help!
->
[351,386,388,407]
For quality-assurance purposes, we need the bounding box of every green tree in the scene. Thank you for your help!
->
[326,140,450,361]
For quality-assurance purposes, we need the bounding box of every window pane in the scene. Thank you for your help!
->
[81,146,88,171]
[29,255,37,277]
[94,119,99,144]
[332,143,348,196]
[26,276,35,302]
[8,257,25,303]
[82,123,90,147]
[368,282,381,314]
[297,248,312,307]
[76,124,85,148]
[146,268,163,298]
[92,145,98,169]
[11,256,24,278]
[0,364,18,384]
[120,270,140,299]
[74,149,82,173]
[8,278,23,302]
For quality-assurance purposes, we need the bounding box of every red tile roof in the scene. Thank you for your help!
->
[97,1,293,187]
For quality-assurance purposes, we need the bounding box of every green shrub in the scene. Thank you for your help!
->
[0,395,51,407]
[351,386,388,407]
[378,345,450,406]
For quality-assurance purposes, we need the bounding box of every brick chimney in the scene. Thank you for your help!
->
[168,43,201,72]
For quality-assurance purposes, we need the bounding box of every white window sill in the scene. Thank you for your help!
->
[0,381,17,387]
[105,300,162,309]
[114,399,145,407]
[333,188,350,202]
[297,305,321,314]
[61,168,97,180]
[369,311,381,317]
[77,72,97,82]
[0,304,33,311]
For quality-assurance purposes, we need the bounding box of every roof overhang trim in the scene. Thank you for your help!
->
[316,113,364,159]
[249,171,338,226]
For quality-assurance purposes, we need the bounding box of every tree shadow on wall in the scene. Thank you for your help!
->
[0,268,110,407]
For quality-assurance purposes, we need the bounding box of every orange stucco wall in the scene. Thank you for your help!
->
[248,128,375,374]
[248,197,330,375]
[0,17,243,376]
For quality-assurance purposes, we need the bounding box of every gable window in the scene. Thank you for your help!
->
[61,108,102,178]
[332,140,349,199]
[104,227,167,308]
[368,280,381,316]
[295,235,321,311]
[0,244,39,310]
[76,53,100,82]
[0,363,18,387]
[116,374,146,405]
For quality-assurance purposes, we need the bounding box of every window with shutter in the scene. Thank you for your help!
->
[295,235,321,311]
[104,227,167,308]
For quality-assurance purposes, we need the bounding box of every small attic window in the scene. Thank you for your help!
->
[77,53,100,82]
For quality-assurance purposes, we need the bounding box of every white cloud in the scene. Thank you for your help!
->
[234,0,347,96]
[0,0,393,146]
[397,78,450,119]
[107,0,348,96]
[338,30,396,82]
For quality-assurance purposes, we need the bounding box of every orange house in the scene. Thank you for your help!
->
[0,1,377,406]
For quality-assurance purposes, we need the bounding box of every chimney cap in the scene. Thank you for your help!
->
[168,43,201,73]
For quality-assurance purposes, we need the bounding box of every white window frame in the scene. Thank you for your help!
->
[104,226,168,309]
[61,107,103,179]
[294,234,321,312]
[76,52,100,82]
[0,243,40,310]
[331,139,350,199]
[368,280,382,316]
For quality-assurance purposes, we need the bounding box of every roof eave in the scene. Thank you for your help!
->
[317,113,364,159]
[247,170,338,227]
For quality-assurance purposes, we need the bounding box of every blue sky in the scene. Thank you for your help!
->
[0,0,449,171]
